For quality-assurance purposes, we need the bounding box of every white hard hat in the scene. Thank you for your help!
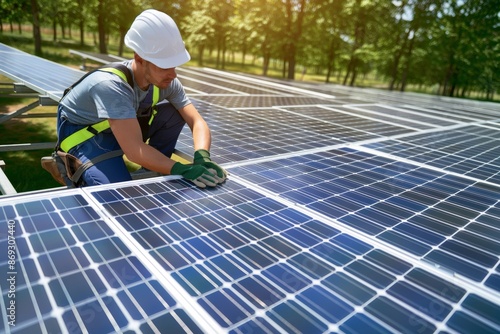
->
[124,9,191,68]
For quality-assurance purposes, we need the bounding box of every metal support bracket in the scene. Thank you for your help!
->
[0,160,17,195]
[0,99,41,124]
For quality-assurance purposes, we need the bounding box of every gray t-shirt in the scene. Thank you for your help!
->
[59,60,190,125]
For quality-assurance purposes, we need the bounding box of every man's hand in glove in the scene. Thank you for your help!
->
[171,162,224,188]
[193,149,227,183]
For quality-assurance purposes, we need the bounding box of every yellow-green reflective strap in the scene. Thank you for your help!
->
[152,86,160,106]
[99,68,128,82]
[60,120,110,152]
[148,86,161,125]
[148,109,158,125]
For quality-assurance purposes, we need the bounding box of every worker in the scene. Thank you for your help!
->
[56,9,226,188]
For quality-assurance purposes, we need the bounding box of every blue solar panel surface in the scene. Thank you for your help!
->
[0,43,84,101]
[1,51,500,333]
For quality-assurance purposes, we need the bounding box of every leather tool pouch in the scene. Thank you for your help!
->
[41,151,83,187]
[56,151,83,180]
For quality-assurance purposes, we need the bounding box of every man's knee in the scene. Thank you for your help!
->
[153,102,186,128]
[147,102,186,156]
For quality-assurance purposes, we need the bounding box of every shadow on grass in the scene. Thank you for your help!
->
[0,116,61,193]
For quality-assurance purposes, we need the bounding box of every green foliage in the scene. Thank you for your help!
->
[1,0,498,99]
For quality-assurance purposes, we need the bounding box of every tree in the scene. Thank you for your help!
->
[213,0,234,69]
[230,0,258,66]
[342,0,378,86]
[30,0,42,55]
[182,1,216,66]
[433,0,499,98]
[250,0,283,76]
[399,0,441,92]
[1,0,497,101]
[386,0,410,91]
[114,0,140,56]
[304,0,348,83]
[96,0,107,53]
[280,0,307,80]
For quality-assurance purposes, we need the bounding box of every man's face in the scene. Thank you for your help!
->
[144,61,177,89]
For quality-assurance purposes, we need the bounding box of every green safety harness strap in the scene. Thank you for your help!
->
[60,119,110,152]
[59,64,160,153]
[149,87,160,125]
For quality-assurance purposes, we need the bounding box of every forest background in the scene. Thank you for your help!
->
[1,0,499,100]
[0,0,499,194]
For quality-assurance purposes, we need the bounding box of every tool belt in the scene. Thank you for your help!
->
[42,119,122,187]
[41,149,123,187]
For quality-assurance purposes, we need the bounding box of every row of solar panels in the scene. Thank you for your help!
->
[1,156,499,333]
[0,42,499,333]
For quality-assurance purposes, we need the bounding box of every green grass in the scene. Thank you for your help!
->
[0,96,61,193]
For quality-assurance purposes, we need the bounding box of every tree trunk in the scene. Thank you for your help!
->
[97,1,107,54]
[349,63,357,86]
[287,44,296,80]
[400,33,416,92]
[118,27,126,57]
[198,44,205,66]
[325,37,336,84]
[326,64,332,83]
[78,0,85,46]
[282,44,288,78]
[389,41,406,91]
[52,21,57,41]
[61,21,66,39]
[31,0,42,55]
[79,19,85,46]
[241,44,246,65]
[263,52,270,76]
[283,0,306,80]
[343,57,355,85]
[222,36,226,70]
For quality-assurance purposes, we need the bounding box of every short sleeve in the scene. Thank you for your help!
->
[90,77,136,119]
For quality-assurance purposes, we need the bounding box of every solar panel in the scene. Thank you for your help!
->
[174,101,417,163]
[0,43,83,101]
[0,190,213,333]
[2,172,498,332]
[1,46,499,333]
[363,124,500,184]
[230,147,500,287]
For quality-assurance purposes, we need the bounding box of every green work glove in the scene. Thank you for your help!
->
[171,162,218,188]
[193,149,227,183]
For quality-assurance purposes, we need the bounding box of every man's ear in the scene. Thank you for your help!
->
[134,53,145,64]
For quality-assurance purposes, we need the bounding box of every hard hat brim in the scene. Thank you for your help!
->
[143,49,191,69]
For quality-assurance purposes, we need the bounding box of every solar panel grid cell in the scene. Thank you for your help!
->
[175,100,422,163]
[178,67,300,97]
[356,104,460,127]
